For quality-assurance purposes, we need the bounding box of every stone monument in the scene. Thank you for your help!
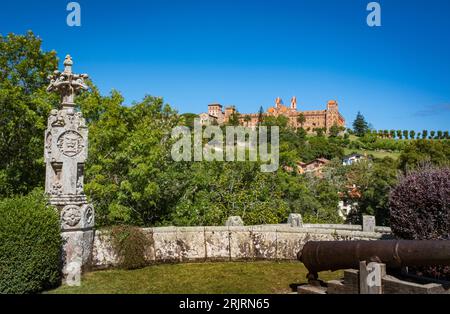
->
[45,55,94,282]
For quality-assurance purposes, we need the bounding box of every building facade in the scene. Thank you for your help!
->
[200,97,346,132]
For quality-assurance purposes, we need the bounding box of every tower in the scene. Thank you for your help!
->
[275,97,282,108]
[291,96,297,110]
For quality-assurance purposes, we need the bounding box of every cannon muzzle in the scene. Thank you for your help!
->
[299,240,450,280]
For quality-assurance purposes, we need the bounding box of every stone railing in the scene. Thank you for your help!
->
[92,215,392,269]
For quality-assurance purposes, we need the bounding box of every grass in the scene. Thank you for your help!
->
[344,148,401,160]
[47,261,342,294]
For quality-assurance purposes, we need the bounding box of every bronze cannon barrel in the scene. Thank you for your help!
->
[298,240,450,278]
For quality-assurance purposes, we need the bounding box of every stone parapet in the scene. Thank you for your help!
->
[91,224,391,269]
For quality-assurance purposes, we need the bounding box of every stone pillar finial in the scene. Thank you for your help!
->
[47,55,89,109]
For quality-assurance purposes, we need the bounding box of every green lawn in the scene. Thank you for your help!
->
[47,261,342,294]
[344,148,400,160]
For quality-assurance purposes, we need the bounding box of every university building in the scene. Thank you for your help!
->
[199,97,346,132]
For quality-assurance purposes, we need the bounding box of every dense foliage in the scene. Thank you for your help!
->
[0,32,58,197]
[0,189,62,293]
[389,167,450,240]
[389,166,450,280]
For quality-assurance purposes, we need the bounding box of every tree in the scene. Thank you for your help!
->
[329,124,340,137]
[444,131,449,139]
[409,130,415,140]
[0,32,59,197]
[403,130,409,140]
[397,130,403,140]
[398,140,450,171]
[257,106,264,126]
[437,130,443,140]
[389,166,450,280]
[430,130,436,139]
[390,130,396,139]
[352,112,369,137]
[180,113,198,129]
[422,130,428,139]
[296,113,306,129]
[83,94,184,226]
[314,128,325,137]
[243,115,251,126]
[227,111,241,126]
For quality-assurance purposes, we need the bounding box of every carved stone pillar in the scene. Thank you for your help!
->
[45,55,94,282]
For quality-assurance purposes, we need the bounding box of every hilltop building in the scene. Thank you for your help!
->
[199,97,345,132]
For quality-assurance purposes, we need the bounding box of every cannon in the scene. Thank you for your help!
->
[298,240,450,281]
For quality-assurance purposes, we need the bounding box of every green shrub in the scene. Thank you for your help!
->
[0,189,62,293]
[110,225,147,270]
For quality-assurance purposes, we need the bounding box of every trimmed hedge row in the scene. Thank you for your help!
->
[0,190,62,293]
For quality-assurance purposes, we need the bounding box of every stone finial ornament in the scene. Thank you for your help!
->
[47,55,89,108]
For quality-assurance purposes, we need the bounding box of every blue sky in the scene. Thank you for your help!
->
[1,0,449,131]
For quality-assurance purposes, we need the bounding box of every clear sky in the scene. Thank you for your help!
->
[1,0,449,131]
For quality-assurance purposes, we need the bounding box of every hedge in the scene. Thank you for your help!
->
[0,190,62,293]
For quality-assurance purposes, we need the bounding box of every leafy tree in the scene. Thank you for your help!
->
[314,128,325,137]
[437,130,443,140]
[389,166,450,280]
[296,113,306,129]
[180,113,198,129]
[82,93,184,226]
[0,32,59,197]
[243,115,251,126]
[227,111,241,126]
[397,130,403,140]
[329,124,340,138]
[430,130,436,139]
[402,130,409,140]
[399,140,450,171]
[409,130,415,140]
[422,130,428,139]
[352,112,369,137]
[390,130,396,139]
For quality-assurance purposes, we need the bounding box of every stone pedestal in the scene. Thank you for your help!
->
[45,55,94,284]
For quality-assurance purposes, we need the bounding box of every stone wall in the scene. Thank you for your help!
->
[92,224,392,269]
